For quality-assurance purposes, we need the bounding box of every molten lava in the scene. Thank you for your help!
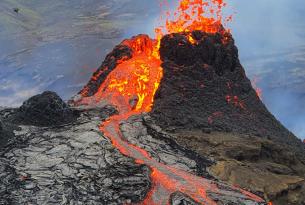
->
[78,0,267,204]
[252,76,263,100]
[155,0,232,40]
[91,35,163,113]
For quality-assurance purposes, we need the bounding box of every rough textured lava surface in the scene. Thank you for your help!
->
[0,105,152,204]
[78,45,133,98]
[1,31,305,205]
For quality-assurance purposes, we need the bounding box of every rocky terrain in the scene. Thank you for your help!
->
[0,94,152,205]
[1,92,266,205]
[1,92,304,204]
[152,32,303,150]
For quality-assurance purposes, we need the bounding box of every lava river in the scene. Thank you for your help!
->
[100,114,265,204]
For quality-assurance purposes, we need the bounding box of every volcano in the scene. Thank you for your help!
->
[75,28,305,204]
[1,0,305,205]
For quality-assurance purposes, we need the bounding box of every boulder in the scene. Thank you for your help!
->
[15,91,78,126]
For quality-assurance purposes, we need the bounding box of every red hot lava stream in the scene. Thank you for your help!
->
[101,115,264,205]
[79,0,266,204]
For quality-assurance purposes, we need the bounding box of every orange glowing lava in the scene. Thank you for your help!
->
[77,0,266,204]
[155,0,232,40]
[81,35,163,113]
[252,76,263,100]
[107,35,162,112]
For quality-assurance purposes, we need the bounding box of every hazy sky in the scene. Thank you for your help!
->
[229,0,305,56]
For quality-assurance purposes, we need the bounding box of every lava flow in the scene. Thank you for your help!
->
[78,0,266,204]
[252,76,263,100]
[84,35,163,114]
[101,115,264,205]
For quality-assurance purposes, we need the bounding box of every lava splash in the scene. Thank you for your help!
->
[79,0,233,110]
[155,0,232,40]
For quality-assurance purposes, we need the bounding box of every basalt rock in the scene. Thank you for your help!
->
[170,130,305,205]
[10,91,79,127]
[150,31,305,204]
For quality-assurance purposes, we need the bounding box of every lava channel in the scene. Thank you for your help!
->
[100,113,265,205]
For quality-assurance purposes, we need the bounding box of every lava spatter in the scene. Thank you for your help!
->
[155,0,232,39]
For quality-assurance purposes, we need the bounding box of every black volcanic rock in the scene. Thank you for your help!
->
[159,31,238,74]
[151,31,304,151]
[0,107,153,205]
[13,91,78,126]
